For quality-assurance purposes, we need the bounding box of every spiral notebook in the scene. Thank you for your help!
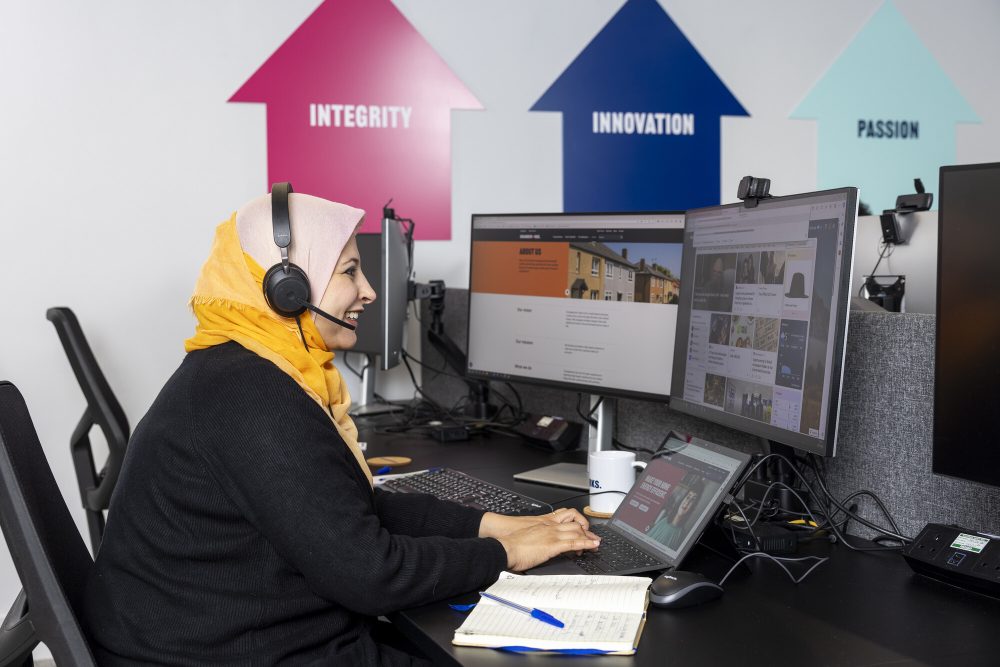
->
[452,572,651,655]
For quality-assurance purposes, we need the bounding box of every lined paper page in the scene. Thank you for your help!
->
[455,604,644,650]
[486,574,651,613]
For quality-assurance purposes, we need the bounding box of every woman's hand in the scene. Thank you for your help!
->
[495,522,601,572]
[480,508,600,571]
[479,507,590,539]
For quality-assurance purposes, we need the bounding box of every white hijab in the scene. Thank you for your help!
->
[235,191,365,318]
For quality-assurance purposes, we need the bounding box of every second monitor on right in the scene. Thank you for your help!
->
[670,188,859,457]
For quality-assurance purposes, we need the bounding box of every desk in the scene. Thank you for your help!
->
[362,428,1000,667]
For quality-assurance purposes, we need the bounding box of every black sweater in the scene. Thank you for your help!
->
[81,342,507,665]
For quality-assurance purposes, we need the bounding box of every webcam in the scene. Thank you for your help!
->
[879,178,933,245]
[894,178,933,213]
[737,176,772,208]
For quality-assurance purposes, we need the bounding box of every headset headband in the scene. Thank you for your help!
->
[270,182,294,270]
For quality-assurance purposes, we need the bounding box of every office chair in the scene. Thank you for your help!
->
[45,307,130,553]
[0,381,97,666]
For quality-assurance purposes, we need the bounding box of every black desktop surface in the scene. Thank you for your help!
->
[360,428,1000,667]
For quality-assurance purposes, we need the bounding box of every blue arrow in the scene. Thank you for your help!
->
[531,0,748,213]
[791,1,978,211]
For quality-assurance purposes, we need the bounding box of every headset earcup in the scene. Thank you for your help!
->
[263,262,311,318]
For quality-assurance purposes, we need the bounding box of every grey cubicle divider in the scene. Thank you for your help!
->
[419,290,1000,541]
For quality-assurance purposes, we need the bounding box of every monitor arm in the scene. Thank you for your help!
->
[409,280,495,419]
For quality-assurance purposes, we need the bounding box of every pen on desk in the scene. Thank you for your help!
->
[479,591,565,629]
[375,466,392,475]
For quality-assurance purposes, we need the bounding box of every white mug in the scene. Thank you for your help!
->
[588,451,647,514]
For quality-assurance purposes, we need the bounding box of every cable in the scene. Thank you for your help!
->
[400,348,461,382]
[804,454,909,542]
[717,553,830,587]
[824,490,900,537]
[396,348,527,430]
[724,498,763,550]
[488,383,524,423]
[409,299,423,325]
[399,349,445,413]
[575,394,599,427]
[858,241,890,297]
[341,352,365,379]
[504,382,523,417]
[612,437,655,455]
[730,453,910,550]
[571,394,651,454]
[294,316,309,352]
[549,489,628,506]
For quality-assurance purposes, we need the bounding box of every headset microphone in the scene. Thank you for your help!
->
[292,297,357,331]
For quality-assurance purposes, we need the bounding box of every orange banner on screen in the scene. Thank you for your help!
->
[471,241,569,297]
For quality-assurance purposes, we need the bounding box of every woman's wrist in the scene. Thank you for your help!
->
[479,512,500,538]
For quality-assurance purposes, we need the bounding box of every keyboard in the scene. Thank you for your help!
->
[380,468,549,516]
[572,524,663,574]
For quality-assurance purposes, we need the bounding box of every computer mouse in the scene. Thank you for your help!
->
[649,571,724,609]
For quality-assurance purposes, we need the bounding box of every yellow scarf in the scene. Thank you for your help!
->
[185,214,372,486]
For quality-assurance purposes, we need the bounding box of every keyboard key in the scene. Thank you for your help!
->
[381,468,548,516]
[573,525,660,573]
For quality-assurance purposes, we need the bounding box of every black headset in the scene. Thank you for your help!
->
[261,182,356,331]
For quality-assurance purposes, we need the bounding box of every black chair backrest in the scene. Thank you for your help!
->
[0,381,96,666]
[46,307,129,552]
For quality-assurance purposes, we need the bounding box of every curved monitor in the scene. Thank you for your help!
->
[466,211,685,402]
[669,188,858,457]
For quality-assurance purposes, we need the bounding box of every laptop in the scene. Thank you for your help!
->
[529,436,751,576]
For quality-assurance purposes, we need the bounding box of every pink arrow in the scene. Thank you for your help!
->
[231,0,482,240]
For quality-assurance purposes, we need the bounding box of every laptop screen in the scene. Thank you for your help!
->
[609,437,750,567]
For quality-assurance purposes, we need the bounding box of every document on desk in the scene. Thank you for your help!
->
[452,572,650,655]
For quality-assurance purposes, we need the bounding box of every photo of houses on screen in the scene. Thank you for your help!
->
[566,242,681,304]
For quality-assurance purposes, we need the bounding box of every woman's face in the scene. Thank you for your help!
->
[315,235,376,350]
[678,490,698,518]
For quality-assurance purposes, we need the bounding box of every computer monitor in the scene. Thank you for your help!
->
[353,233,383,356]
[347,215,412,417]
[934,162,1000,487]
[381,214,411,371]
[352,217,413,369]
[466,211,686,402]
[669,188,859,457]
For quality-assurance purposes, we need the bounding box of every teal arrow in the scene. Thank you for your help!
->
[791,1,978,211]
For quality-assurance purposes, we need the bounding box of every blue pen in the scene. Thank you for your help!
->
[375,466,392,475]
[479,591,565,629]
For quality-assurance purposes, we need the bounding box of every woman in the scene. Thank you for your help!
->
[647,478,705,551]
[81,188,599,665]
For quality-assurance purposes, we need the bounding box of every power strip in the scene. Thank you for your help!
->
[902,523,1000,599]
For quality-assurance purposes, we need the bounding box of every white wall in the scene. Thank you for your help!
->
[1,1,999,657]
[853,211,939,314]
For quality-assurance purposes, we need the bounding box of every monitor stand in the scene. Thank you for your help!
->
[349,354,406,418]
[742,439,811,514]
[513,395,615,491]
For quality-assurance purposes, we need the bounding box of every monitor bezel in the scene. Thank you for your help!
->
[380,216,411,371]
[465,210,685,403]
[351,232,384,357]
[667,187,859,458]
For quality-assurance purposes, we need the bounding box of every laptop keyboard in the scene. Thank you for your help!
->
[573,524,663,574]
[379,468,548,516]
